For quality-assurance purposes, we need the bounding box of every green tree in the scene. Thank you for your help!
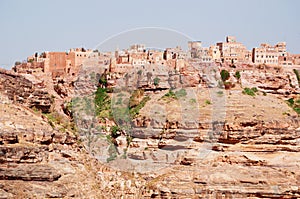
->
[220,69,230,82]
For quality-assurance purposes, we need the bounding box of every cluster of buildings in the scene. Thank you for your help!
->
[14,48,112,77]
[189,36,300,66]
[13,36,300,77]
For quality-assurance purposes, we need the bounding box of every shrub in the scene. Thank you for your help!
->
[106,144,117,162]
[220,69,230,82]
[111,125,121,138]
[162,89,187,100]
[153,77,160,86]
[294,107,300,114]
[129,89,144,108]
[190,98,197,104]
[95,87,112,119]
[163,89,177,99]
[175,89,187,98]
[205,100,211,105]
[126,135,133,147]
[242,87,258,96]
[251,87,258,92]
[235,71,241,79]
[137,70,143,75]
[286,97,300,115]
[113,107,131,126]
[216,91,224,96]
[99,75,107,87]
[129,96,150,118]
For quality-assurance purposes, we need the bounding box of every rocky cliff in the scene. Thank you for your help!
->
[0,62,299,198]
[0,69,52,113]
[0,93,149,198]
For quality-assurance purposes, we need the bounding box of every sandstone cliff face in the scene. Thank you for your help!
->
[240,67,300,96]
[98,87,299,198]
[0,94,147,198]
[1,62,300,198]
[0,69,52,113]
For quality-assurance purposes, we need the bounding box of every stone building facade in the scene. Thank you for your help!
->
[216,36,249,64]
[209,45,221,62]
[252,42,287,65]
[292,54,300,65]
[188,41,212,63]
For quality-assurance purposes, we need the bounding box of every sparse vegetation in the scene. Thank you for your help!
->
[216,90,224,96]
[126,135,133,147]
[282,111,290,116]
[129,96,150,118]
[89,72,96,80]
[116,97,123,105]
[175,89,187,98]
[220,69,230,82]
[163,89,177,99]
[110,125,122,138]
[235,71,241,80]
[190,98,197,104]
[128,89,150,118]
[162,88,187,100]
[153,77,160,86]
[106,135,118,162]
[251,87,258,92]
[43,111,76,134]
[205,100,211,105]
[95,87,112,119]
[293,69,300,85]
[98,74,108,88]
[242,87,258,96]
[286,97,300,115]
[129,89,144,108]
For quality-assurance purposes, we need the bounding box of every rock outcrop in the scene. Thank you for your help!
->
[0,69,52,113]
[1,61,300,198]
[0,94,146,198]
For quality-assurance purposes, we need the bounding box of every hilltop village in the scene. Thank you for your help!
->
[13,36,300,79]
[1,36,300,198]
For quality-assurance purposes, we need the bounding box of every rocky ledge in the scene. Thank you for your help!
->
[0,69,52,113]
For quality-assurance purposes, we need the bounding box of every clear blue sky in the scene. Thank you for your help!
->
[0,0,299,69]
